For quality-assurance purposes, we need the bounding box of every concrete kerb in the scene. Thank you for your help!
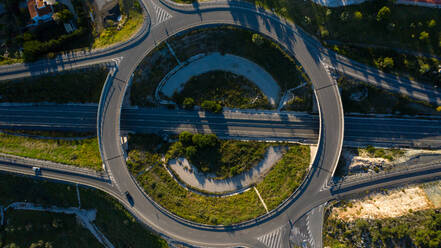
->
[97,64,118,183]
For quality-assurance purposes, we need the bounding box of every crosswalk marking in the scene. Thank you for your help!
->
[151,2,172,25]
[257,226,283,248]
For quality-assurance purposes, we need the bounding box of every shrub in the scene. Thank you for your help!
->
[428,19,436,28]
[179,131,193,146]
[185,146,197,158]
[201,100,222,113]
[376,6,391,22]
[419,63,430,74]
[251,33,264,46]
[182,97,195,109]
[419,31,430,41]
[353,11,363,20]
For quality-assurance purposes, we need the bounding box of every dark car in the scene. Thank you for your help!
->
[125,191,134,206]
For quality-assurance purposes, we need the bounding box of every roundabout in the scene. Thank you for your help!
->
[97,0,344,247]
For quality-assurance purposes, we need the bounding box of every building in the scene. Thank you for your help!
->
[27,0,54,24]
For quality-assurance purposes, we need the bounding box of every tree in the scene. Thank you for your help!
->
[419,31,430,41]
[182,97,195,109]
[376,6,391,22]
[185,146,197,158]
[383,57,394,69]
[201,100,222,113]
[179,131,193,146]
[353,11,363,20]
[375,57,394,70]
[192,133,218,149]
[251,33,264,46]
[419,63,430,74]
[53,8,73,23]
[428,19,436,28]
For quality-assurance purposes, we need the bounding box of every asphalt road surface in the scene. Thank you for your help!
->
[0,0,439,246]
[1,105,440,148]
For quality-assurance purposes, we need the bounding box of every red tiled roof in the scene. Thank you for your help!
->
[27,0,52,20]
[27,0,37,19]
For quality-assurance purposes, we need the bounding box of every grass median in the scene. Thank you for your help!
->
[127,133,311,225]
[0,173,168,248]
[0,131,102,171]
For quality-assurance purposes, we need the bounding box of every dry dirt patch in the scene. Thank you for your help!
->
[331,186,434,221]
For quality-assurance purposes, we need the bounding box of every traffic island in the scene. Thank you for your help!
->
[126,132,311,225]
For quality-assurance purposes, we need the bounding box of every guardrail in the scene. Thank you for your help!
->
[332,160,441,189]
[97,64,118,174]
[0,153,109,181]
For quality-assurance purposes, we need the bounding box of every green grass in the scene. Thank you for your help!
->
[324,205,441,248]
[338,76,439,115]
[1,210,102,248]
[93,10,144,49]
[360,146,405,161]
[140,165,265,225]
[127,133,311,225]
[0,173,168,248]
[172,71,272,110]
[257,145,310,209]
[0,67,108,103]
[2,130,95,138]
[0,132,102,171]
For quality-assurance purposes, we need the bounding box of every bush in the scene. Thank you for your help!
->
[353,11,363,20]
[192,133,218,149]
[419,31,430,41]
[182,97,195,109]
[419,63,430,74]
[376,6,391,22]
[428,19,437,28]
[251,33,264,46]
[201,100,222,113]
[179,131,193,146]
[185,146,197,158]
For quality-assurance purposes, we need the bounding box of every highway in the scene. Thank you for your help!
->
[0,0,439,247]
[1,105,440,148]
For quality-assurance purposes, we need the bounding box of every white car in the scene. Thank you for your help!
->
[32,167,41,175]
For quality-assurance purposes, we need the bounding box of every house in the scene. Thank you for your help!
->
[27,0,55,24]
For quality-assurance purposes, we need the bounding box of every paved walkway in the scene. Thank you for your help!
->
[168,146,284,193]
[159,52,281,106]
